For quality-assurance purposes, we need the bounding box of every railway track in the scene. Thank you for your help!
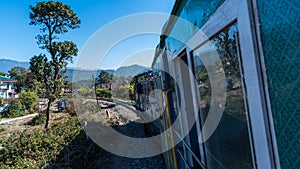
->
[85,98,166,169]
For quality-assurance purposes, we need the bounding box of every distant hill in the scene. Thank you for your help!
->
[0,59,30,73]
[0,59,148,82]
[66,68,115,82]
[114,65,146,77]
[68,65,147,82]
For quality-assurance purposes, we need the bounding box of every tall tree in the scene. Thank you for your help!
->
[29,1,80,128]
[97,71,113,84]
[8,66,31,93]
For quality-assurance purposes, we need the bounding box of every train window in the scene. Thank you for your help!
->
[192,23,254,169]
[136,83,143,94]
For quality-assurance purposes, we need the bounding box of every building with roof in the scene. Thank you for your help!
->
[0,76,17,99]
[98,83,112,90]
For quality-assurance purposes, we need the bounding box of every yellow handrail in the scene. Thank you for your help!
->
[161,91,171,169]
[165,88,178,169]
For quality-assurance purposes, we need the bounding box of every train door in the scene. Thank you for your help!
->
[158,49,181,169]
[184,0,275,168]
[173,51,205,169]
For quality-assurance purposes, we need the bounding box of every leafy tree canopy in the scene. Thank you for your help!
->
[29,1,80,128]
[29,1,80,34]
[8,66,29,78]
[8,66,31,92]
[97,71,113,84]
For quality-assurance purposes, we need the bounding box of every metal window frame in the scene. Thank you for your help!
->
[185,48,207,167]
[171,38,208,169]
[249,0,281,168]
[175,130,207,169]
[173,51,195,169]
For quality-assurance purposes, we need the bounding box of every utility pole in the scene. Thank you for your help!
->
[92,74,99,105]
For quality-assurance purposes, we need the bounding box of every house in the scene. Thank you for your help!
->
[0,76,17,99]
[98,83,112,90]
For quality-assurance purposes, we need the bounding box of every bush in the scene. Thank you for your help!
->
[0,98,4,105]
[62,100,76,116]
[1,100,26,118]
[0,126,5,132]
[19,92,38,113]
[113,85,130,99]
[96,88,112,98]
[78,87,94,97]
[0,115,82,168]
[31,114,46,126]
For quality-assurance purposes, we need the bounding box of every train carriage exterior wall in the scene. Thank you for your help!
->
[257,1,299,168]
[150,0,299,168]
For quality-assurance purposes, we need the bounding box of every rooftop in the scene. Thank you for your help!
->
[0,76,17,82]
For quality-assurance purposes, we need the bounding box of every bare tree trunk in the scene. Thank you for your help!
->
[45,100,52,129]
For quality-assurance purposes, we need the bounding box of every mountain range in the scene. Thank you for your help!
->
[0,59,147,82]
[0,59,30,73]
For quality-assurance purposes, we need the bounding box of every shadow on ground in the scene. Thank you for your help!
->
[47,121,165,169]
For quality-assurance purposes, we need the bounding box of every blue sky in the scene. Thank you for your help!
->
[0,0,175,69]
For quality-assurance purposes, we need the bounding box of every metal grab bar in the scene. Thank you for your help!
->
[161,91,171,169]
[165,88,179,169]
[177,149,191,169]
[175,131,207,169]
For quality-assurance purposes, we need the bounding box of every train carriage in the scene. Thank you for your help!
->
[133,68,154,112]
[136,0,299,169]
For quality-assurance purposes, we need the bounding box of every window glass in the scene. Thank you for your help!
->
[166,0,225,58]
[192,23,254,169]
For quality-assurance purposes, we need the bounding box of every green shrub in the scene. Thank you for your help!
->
[0,98,4,105]
[31,114,46,126]
[1,100,26,118]
[96,88,112,98]
[19,92,38,113]
[78,87,94,97]
[0,126,5,132]
[113,85,131,99]
[62,100,76,116]
[0,115,82,168]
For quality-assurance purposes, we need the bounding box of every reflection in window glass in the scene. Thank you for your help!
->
[192,23,254,169]
[166,0,225,57]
